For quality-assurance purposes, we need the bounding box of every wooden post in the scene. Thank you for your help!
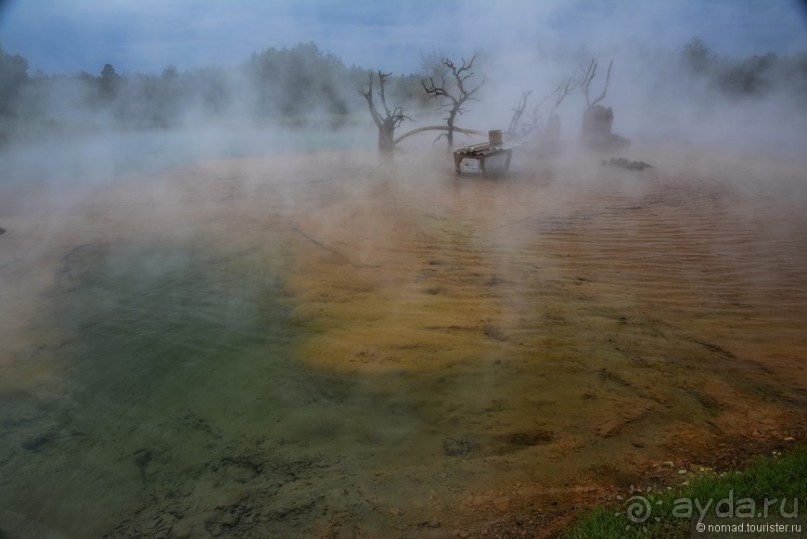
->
[454,153,463,175]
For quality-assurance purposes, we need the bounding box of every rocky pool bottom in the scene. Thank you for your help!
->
[0,147,805,537]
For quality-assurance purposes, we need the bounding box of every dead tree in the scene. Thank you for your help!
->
[578,59,628,149]
[542,75,580,149]
[550,76,580,115]
[361,71,408,154]
[508,75,579,141]
[507,91,532,136]
[580,58,612,109]
[421,55,486,152]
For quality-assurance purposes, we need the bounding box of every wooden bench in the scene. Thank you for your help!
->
[453,130,521,176]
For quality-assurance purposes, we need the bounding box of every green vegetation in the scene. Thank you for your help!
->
[682,37,807,100]
[566,445,807,538]
[0,41,429,143]
[2,36,807,147]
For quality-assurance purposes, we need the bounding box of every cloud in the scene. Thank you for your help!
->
[1,0,805,75]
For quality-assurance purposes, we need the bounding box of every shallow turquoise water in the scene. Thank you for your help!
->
[0,242,523,537]
[1,243,305,535]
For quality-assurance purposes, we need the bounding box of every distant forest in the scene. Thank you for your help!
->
[0,42,427,143]
[681,37,807,99]
[1,38,806,145]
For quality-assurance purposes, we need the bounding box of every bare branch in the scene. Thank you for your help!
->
[578,59,596,107]
[512,72,578,138]
[550,75,581,114]
[377,71,393,117]
[421,53,486,151]
[523,87,557,136]
[391,106,409,129]
[591,59,612,106]
[394,125,483,145]
[507,91,532,136]
[579,58,612,107]
[361,71,410,153]
[361,73,383,128]
[422,77,456,105]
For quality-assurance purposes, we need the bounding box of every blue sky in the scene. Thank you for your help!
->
[1,0,806,75]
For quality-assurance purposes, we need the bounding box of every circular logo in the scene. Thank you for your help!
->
[625,495,652,524]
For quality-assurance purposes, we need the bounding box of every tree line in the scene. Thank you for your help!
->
[2,38,806,148]
[682,37,807,100]
[0,41,427,144]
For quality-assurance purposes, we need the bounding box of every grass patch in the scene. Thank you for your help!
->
[566,445,806,538]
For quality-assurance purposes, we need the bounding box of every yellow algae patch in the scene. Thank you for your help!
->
[286,189,515,372]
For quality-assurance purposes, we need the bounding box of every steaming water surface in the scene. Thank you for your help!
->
[0,144,805,536]
[1,125,373,186]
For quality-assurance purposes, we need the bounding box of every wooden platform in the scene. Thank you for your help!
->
[453,141,521,176]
